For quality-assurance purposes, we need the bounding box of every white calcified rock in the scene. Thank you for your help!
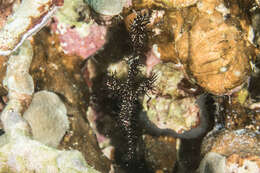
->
[197,152,227,173]
[0,112,99,173]
[3,40,34,97]
[23,91,69,148]
[197,152,260,173]
[86,0,126,15]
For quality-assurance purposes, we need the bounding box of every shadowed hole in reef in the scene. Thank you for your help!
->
[174,95,215,173]
[248,57,260,102]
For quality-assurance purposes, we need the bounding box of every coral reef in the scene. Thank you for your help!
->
[142,62,202,133]
[0,0,63,56]
[0,40,100,173]
[130,0,255,95]
[51,0,108,58]
[198,129,260,173]
[30,29,111,172]
[1,0,260,172]
[90,9,157,169]
[84,0,259,172]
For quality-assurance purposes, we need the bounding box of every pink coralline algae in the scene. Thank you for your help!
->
[51,19,107,59]
[145,48,161,75]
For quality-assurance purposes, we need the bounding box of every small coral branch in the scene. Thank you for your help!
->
[0,0,63,56]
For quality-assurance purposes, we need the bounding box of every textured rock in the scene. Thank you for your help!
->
[143,135,177,172]
[132,0,198,9]
[52,0,107,58]
[0,124,100,173]
[184,11,251,95]
[143,62,202,134]
[24,91,69,148]
[197,152,227,173]
[199,129,260,172]
[132,0,255,96]
[197,152,260,173]
[0,0,20,29]
[201,129,260,158]
[3,40,34,97]
[30,29,111,172]
[226,154,260,173]
[86,0,126,15]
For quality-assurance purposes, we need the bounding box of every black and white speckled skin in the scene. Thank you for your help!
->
[102,10,155,163]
